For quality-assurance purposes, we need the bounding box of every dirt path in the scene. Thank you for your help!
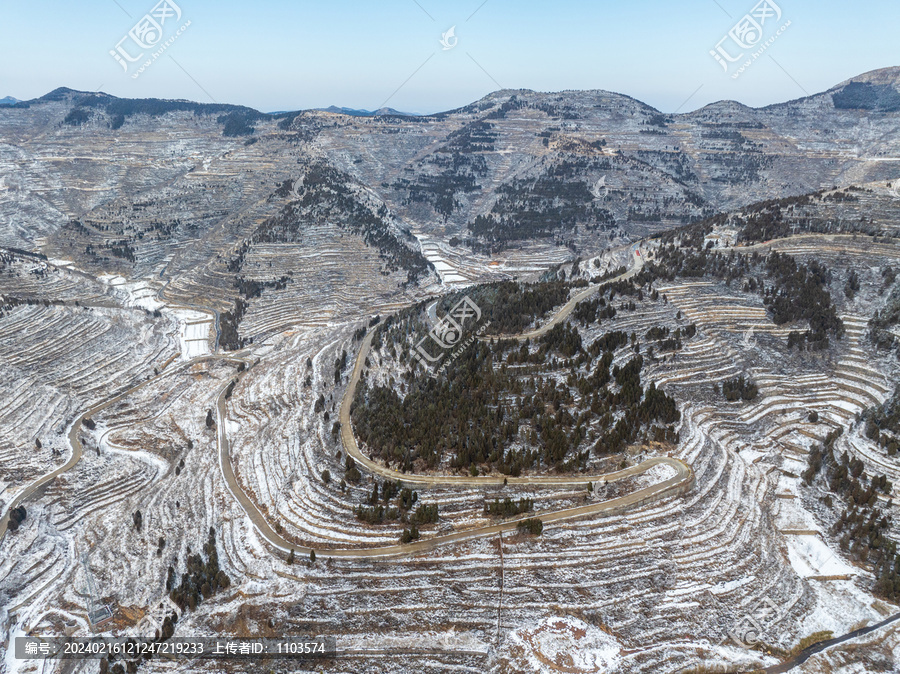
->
[212,334,692,559]
[725,232,899,255]
[483,247,645,342]
[0,356,231,541]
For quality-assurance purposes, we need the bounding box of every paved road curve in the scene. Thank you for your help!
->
[762,610,900,673]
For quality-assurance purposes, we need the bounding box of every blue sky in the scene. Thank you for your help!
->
[1,0,898,114]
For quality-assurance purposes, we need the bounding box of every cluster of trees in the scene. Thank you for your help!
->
[517,518,543,535]
[371,276,581,356]
[343,454,362,483]
[354,504,399,524]
[651,244,753,285]
[353,251,707,478]
[286,548,317,565]
[354,480,438,526]
[461,280,572,336]
[60,91,264,128]
[219,298,247,351]
[485,498,534,517]
[787,329,830,351]
[0,294,71,319]
[864,388,900,456]
[530,101,580,120]
[368,480,407,506]
[802,429,899,601]
[468,172,614,252]
[764,252,843,345]
[588,330,629,356]
[391,120,494,217]
[538,323,583,358]
[732,195,815,242]
[720,376,759,402]
[350,346,514,471]
[646,325,692,352]
[106,241,137,262]
[573,295,617,325]
[63,108,91,126]
[217,110,258,136]
[354,312,682,475]
[334,350,348,384]
[844,270,861,300]
[99,611,180,674]
[400,525,420,543]
[483,96,525,119]
[234,274,292,300]
[168,527,231,611]
[870,284,900,352]
[397,171,482,217]
[593,379,679,456]
[256,163,430,283]
[7,506,26,531]
[62,100,265,138]
[411,503,439,524]
[438,121,498,153]
[832,81,900,112]
[646,236,845,352]
[480,95,581,123]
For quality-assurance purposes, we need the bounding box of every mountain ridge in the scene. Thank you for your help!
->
[14,65,900,121]
[2,65,899,285]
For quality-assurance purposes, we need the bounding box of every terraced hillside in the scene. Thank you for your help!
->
[1,72,900,674]
[0,67,898,274]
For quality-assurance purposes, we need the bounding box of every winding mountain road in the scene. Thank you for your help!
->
[1,241,693,561]
[213,324,692,558]
[212,241,692,558]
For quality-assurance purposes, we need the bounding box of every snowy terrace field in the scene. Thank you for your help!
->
[226,316,678,550]
[2,235,900,674]
[0,301,178,514]
[0,357,237,641]
[414,234,575,286]
[216,243,898,671]
[236,226,424,342]
[0,253,111,304]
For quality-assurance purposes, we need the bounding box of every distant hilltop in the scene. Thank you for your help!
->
[266,105,420,117]
[317,106,420,117]
[0,96,19,106]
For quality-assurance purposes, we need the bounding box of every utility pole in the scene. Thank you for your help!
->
[496,531,504,647]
